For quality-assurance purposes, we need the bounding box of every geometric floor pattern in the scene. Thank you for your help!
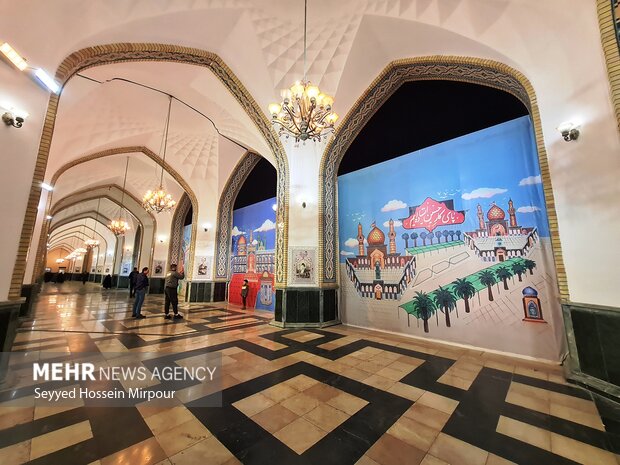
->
[0,282,619,464]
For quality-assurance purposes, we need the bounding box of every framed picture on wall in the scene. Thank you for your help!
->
[75,267,81,273]
[289,247,317,286]
[96,266,103,274]
[153,260,166,277]
[193,256,211,280]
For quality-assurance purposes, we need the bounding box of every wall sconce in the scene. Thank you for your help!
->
[158,235,167,243]
[55,258,64,263]
[45,215,53,220]
[203,222,212,232]
[557,121,580,142]
[2,108,28,128]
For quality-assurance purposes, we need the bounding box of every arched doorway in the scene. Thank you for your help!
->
[320,56,568,361]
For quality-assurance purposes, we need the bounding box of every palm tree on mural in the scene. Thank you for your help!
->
[524,259,536,275]
[435,286,457,327]
[420,232,427,246]
[495,266,512,291]
[479,270,497,301]
[435,231,442,244]
[453,278,476,313]
[442,230,449,242]
[402,233,410,249]
[428,233,434,245]
[411,232,418,247]
[456,230,462,241]
[512,262,527,282]
[448,230,455,241]
[412,291,437,333]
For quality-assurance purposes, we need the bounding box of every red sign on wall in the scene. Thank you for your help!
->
[401,198,465,232]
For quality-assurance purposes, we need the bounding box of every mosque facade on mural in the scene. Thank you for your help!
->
[463,200,539,262]
[344,220,416,301]
[230,230,275,310]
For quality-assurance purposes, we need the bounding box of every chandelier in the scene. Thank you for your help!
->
[268,0,338,142]
[143,96,176,213]
[109,158,131,236]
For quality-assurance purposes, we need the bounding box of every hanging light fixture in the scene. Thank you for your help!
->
[268,0,338,142]
[143,96,176,213]
[85,198,101,248]
[109,157,131,235]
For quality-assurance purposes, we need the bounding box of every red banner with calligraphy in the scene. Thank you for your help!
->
[401,198,465,232]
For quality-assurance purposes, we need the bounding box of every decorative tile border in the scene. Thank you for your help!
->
[598,0,620,134]
[318,56,569,302]
[214,152,261,280]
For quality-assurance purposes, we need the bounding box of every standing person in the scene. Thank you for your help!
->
[241,279,249,309]
[128,267,139,298]
[102,274,112,289]
[81,271,89,285]
[164,263,185,320]
[132,267,149,319]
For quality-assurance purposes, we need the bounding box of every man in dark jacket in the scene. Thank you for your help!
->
[164,263,184,319]
[241,279,249,309]
[128,267,139,298]
[132,267,149,319]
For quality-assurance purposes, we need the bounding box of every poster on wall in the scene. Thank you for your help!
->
[230,197,277,311]
[153,260,166,277]
[337,116,562,360]
[193,256,212,280]
[121,262,132,276]
[289,247,317,286]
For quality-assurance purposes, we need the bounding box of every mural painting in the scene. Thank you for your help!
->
[337,116,563,360]
[230,197,276,311]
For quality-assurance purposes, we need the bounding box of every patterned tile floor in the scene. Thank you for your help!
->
[0,282,619,465]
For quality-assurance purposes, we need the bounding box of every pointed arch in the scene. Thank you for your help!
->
[11,43,289,300]
[319,56,568,301]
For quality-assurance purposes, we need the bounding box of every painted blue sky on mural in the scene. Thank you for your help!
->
[338,116,549,260]
[231,197,277,252]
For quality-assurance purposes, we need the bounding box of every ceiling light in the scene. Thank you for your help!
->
[0,42,27,71]
[45,215,53,220]
[34,68,60,93]
[41,182,53,191]
[268,0,337,142]
[144,96,176,213]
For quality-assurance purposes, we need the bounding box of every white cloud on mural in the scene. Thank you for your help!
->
[254,219,275,232]
[344,238,359,248]
[517,206,541,213]
[383,219,402,227]
[381,199,407,212]
[461,187,507,200]
[231,226,245,236]
[519,175,541,186]
[340,251,354,256]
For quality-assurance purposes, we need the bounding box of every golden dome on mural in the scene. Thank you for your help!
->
[487,204,506,221]
[237,235,247,244]
[367,222,385,245]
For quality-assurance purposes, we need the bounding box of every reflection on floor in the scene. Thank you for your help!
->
[1,282,619,465]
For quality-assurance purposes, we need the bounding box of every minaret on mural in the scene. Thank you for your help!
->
[508,199,517,228]
[247,230,256,273]
[477,204,485,231]
[357,222,365,256]
[388,219,396,254]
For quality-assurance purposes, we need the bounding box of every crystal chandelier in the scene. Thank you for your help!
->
[109,157,131,236]
[143,96,176,213]
[268,0,338,142]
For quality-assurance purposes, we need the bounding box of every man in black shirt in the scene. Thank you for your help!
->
[132,267,149,319]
